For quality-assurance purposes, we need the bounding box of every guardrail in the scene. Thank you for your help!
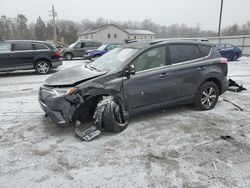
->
[207,35,250,56]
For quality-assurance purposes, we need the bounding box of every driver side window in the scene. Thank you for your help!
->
[75,43,82,48]
[132,46,166,72]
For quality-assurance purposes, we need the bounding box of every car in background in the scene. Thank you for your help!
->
[55,42,68,50]
[84,43,122,60]
[216,43,242,61]
[60,40,102,60]
[0,40,62,74]
[39,40,228,134]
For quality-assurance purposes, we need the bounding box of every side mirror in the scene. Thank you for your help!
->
[124,65,135,78]
[129,65,135,75]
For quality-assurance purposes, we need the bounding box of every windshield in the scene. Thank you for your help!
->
[68,42,77,48]
[91,48,138,72]
[98,44,108,51]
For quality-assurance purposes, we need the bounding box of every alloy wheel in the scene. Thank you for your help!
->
[201,87,217,109]
[37,62,50,74]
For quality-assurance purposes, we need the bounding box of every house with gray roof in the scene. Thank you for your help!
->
[78,24,155,43]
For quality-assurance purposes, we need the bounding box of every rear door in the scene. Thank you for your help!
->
[225,44,235,60]
[216,44,227,58]
[166,43,212,100]
[0,42,13,70]
[12,42,35,69]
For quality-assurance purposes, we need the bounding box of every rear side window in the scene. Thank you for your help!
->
[170,44,197,64]
[14,43,33,51]
[95,42,102,47]
[0,42,11,53]
[34,43,48,50]
[216,44,225,50]
[196,45,211,58]
[85,42,94,47]
[226,44,233,49]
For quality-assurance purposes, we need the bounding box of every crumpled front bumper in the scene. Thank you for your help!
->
[39,87,78,126]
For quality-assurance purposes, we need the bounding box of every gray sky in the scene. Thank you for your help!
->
[0,0,249,31]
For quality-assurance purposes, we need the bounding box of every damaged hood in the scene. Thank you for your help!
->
[44,65,107,86]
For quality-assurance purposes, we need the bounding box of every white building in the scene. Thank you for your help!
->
[78,24,156,43]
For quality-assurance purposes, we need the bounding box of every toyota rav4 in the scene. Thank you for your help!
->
[39,40,228,133]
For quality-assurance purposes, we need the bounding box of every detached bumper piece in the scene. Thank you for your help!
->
[227,79,247,92]
[75,123,101,141]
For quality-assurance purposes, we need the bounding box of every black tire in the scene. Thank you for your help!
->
[94,97,128,133]
[232,53,239,61]
[64,53,73,60]
[35,60,51,74]
[194,82,219,111]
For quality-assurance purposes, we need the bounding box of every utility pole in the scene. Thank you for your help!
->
[50,5,57,44]
[218,0,224,36]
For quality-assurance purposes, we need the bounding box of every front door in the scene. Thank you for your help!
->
[123,45,172,110]
[0,42,15,71]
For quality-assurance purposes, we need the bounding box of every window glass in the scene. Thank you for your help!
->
[108,34,111,38]
[114,34,117,38]
[14,43,33,51]
[85,42,94,47]
[216,44,225,50]
[170,44,197,64]
[106,45,115,51]
[0,42,11,53]
[95,42,102,47]
[91,48,138,72]
[226,44,233,49]
[133,46,166,72]
[195,45,211,58]
[34,43,48,50]
[75,43,82,48]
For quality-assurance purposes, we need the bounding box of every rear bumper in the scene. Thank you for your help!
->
[221,78,228,94]
[51,59,62,68]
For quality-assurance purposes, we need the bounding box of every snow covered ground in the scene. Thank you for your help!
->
[0,58,250,187]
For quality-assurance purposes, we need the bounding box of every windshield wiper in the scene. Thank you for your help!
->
[89,64,101,72]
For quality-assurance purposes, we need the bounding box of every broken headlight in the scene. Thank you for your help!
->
[53,87,78,97]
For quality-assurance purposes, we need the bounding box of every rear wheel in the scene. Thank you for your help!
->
[35,60,51,74]
[194,82,219,110]
[232,53,239,61]
[64,53,73,60]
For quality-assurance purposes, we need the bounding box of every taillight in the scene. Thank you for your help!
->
[54,51,61,58]
[220,58,228,64]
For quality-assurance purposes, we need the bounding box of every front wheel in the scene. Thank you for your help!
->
[194,82,219,110]
[94,96,128,133]
[64,53,73,60]
[35,60,51,74]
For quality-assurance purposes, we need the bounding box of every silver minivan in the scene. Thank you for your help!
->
[60,40,102,60]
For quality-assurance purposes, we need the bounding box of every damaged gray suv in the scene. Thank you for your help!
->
[39,40,228,135]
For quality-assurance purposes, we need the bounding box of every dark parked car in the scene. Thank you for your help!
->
[84,43,122,60]
[0,40,62,74]
[60,40,102,60]
[216,43,242,61]
[39,40,228,133]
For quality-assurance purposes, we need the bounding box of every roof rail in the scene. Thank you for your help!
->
[150,38,209,45]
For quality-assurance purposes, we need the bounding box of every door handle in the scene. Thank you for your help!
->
[159,72,170,78]
[196,67,206,71]
[8,54,13,57]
